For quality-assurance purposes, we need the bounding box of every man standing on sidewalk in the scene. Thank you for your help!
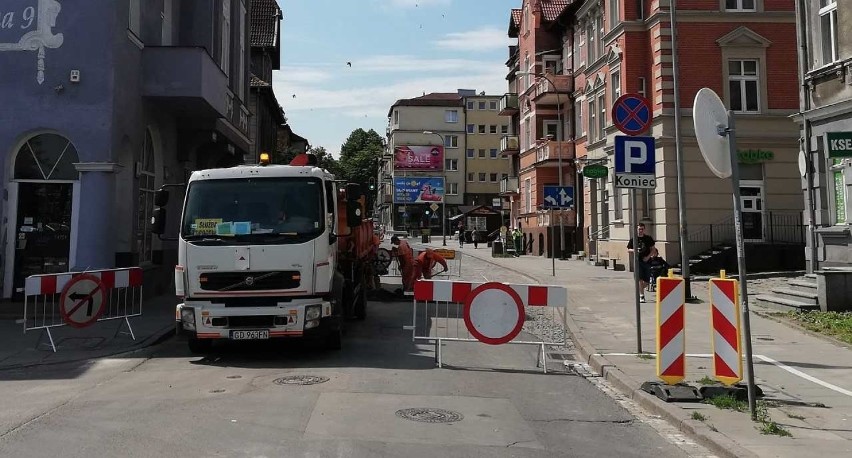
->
[627,223,655,302]
[512,228,522,257]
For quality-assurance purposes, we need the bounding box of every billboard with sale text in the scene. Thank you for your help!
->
[393,177,445,204]
[394,145,444,171]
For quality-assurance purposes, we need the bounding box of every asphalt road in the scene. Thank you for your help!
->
[0,252,711,457]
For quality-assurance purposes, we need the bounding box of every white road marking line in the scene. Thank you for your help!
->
[597,352,852,398]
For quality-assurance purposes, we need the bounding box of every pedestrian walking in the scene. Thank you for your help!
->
[512,228,522,257]
[627,223,655,302]
[472,230,480,249]
[457,221,464,248]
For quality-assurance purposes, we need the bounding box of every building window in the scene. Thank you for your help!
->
[490,173,498,182]
[820,0,839,65]
[588,98,597,141]
[614,188,624,220]
[137,129,157,264]
[220,0,231,76]
[14,134,80,180]
[237,1,246,99]
[467,148,475,158]
[444,135,459,148]
[728,59,760,113]
[467,124,475,134]
[587,21,596,63]
[725,0,756,11]
[129,0,141,37]
[479,149,486,158]
[447,182,459,195]
[642,189,652,219]
[479,172,487,182]
[445,110,459,123]
[598,91,606,139]
[479,125,486,134]
[467,101,475,110]
[525,118,532,150]
[524,178,532,213]
[445,159,458,171]
[490,125,498,134]
[544,120,559,140]
[501,173,509,180]
[490,100,498,110]
[526,56,534,90]
[611,69,621,100]
[393,110,399,124]
[595,15,604,59]
[490,148,498,158]
[575,99,584,137]
[608,0,619,30]
[479,101,487,110]
[467,173,474,182]
[638,77,647,98]
[501,125,509,134]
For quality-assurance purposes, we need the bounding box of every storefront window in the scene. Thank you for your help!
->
[832,159,848,224]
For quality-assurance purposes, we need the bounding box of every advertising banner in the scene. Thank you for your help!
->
[393,177,445,204]
[394,145,444,171]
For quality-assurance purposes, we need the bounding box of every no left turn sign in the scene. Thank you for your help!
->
[60,274,107,328]
[463,282,525,345]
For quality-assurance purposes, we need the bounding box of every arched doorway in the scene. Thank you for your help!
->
[5,133,80,299]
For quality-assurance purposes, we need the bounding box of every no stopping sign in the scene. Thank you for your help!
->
[463,282,525,345]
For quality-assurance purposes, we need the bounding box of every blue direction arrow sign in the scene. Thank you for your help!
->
[612,93,652,136]
[542,186,574,209]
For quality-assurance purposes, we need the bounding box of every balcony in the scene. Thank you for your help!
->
[500,176,519,196]
[520,140,574,170]
[142,47,229,119]
[498,93,519,116]
[531,73,573,106]
[500,135,520,156]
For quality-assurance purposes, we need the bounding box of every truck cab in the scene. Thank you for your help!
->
[152,154,365,353]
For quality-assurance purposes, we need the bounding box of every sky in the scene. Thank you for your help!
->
[272,0,520,158]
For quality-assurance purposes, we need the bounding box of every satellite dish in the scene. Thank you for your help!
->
[693,88,731,179]
[798,150,808,178]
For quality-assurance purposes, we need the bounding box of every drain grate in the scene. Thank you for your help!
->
[395,408,463,423]
[273,375,329,386]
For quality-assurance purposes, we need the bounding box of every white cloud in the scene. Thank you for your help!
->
[275,67,334,84]
[434,26,513,51]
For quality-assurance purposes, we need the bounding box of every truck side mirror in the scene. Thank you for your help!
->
[345,183,363,228]
[150,207,167,235]
[154,189,169,207]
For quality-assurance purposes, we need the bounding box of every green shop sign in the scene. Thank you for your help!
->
[582,164,608,179]
[827,132,852,158]
[737,149,774,163]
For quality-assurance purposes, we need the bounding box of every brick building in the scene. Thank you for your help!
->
[502,0,804,272]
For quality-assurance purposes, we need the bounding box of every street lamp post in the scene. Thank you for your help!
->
[517,71,567,259]
[424,131,448,246]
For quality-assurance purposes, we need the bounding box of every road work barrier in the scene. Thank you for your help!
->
[404,279,567,373]
[709,271,743,385]
[656,271,686,384]
[23,267,144,352]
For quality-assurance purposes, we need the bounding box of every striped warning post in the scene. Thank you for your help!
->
[656,274,686,385]
[709,273,743,385]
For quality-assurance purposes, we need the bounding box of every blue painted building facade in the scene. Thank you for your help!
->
[0,0,253,299]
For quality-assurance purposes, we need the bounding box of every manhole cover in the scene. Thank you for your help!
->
[395,408,463,423]
[273,375,329,386]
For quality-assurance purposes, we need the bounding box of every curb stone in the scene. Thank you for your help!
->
[461,251,758,458]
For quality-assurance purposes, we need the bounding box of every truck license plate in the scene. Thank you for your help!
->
[230,330,269,340]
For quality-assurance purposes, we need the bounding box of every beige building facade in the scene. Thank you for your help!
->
[464,95,513,208]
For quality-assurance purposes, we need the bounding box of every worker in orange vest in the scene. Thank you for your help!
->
[415,249,448,280]
[391,235,415,291]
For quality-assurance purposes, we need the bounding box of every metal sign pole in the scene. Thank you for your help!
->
[726,112,757,420]
[551,208,556,276]
[629,189,643,354]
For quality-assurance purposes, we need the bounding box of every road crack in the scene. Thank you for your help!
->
[531,418,635,425]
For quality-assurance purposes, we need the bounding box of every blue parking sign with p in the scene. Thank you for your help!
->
[615,136,655,174]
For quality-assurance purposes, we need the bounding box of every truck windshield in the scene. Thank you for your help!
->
[181,177,325,243]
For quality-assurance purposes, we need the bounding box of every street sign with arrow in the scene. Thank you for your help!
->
[542,186,574,209]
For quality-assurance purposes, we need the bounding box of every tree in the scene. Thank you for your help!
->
[338,128,384,187]
[308,146,341,176]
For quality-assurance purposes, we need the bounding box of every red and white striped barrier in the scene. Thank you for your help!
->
[709,274,743,385]
[656,274,686,385]
[24,268,143,296]
[408,279,568,373]
[23,267,145,352]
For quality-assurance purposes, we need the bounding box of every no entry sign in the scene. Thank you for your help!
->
[59,274,107,328]
[463,282,525,345]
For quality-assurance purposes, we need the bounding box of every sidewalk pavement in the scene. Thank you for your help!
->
[416,239,852,458]
[0,295,177,370]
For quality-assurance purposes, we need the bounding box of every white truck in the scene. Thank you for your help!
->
[151,153,378,353]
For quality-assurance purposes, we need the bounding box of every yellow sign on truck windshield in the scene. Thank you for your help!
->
[194,219,222,235]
